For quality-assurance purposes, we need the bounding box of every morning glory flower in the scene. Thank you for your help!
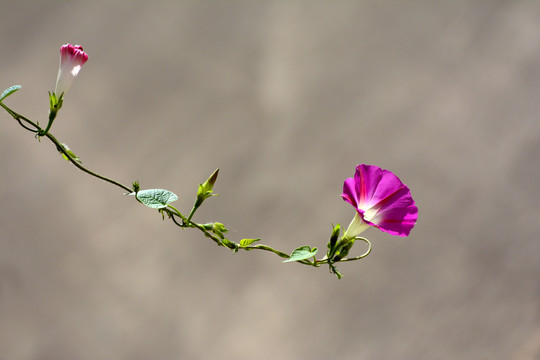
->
[342,164,418,238]
[54,44,88,96]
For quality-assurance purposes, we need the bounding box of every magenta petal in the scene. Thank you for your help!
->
[355,165,405,209]
[353,164,382,207]
[368,186,418,236]
[375,206,418,236]
[341,177,358,208]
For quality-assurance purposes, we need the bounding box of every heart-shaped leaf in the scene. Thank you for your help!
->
[134,189,178,209]
[282,246,318,263]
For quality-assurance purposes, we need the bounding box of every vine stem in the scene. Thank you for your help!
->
[242,244,313,265]
[46,132,133,193]
[1,103,132,193]
[2,101,371,274]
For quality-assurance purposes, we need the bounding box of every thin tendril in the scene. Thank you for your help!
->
[17,118,38,132]
[338,237,372,262]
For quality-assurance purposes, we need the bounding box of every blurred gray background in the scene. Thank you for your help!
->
[1,1,539,359]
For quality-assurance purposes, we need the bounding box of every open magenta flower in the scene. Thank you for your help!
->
[342,164,418,238]
[54,44,88,96]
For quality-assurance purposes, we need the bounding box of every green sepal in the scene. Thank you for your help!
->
[59,143,81,163]
[37,92,63,137]
[49,91,63,114]
[282,246,318,263]
[130,188,178,209]
[239,238,261,247]
[0,85,22,102]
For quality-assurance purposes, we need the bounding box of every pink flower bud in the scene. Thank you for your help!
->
[54,44,88,96]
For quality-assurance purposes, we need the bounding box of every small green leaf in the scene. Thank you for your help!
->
[0,85,21,102]
[135,189,178,209]
[282,246,318,263]
[59,143,81,163]
[239,238,261,247]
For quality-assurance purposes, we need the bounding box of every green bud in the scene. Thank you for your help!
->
[212,222,228,238]
[221,238,237,250]
[197,168,219,202]
[205,168,219,189]
[329,263,344,279]
[326,223,341,260]
[188,169,220,222]
[332,237,355,262]
[201,222,228,239]
[328,223,340,250]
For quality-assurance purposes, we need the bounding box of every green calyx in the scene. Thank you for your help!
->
[38,92,64,137]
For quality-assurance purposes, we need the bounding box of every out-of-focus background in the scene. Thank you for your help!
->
[1,1,539,359]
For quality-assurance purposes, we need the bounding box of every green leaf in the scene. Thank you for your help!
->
[59,143,81,163]
[135,189,178,209]
[239,238,260,247]
[282,246,318,263]
[0,85,22,102]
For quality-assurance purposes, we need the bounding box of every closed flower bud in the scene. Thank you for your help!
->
[54,44,88,97]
